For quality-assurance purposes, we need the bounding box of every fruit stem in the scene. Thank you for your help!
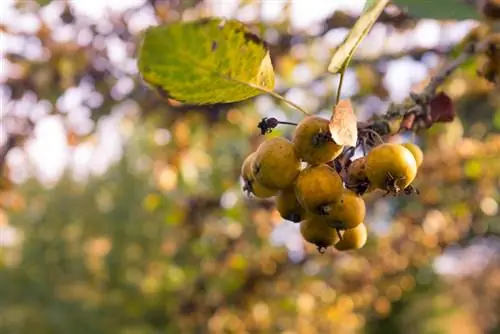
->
[336,228,343,241]
[264,90,310,115]
[216,73,310,115]
[257,118,297,134]
[278,121,298,126]
[335,69,347,105]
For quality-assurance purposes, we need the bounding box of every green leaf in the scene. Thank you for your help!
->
[328,0,389,74]
[363,0,378,12]
[138,18,275,105]
[393,0,480,20]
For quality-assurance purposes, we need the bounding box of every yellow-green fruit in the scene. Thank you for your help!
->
[346,156,372,195]
[253,137,301,190]
[300,216,341,249]
[295,164,343,214]
[292,116,343,165]
[324,190,365,229]
[250,180,278,198]
[347,157,368,184]
[365,143,417,193]
[401,142,424,168]
[241,152,256,181]
[241,152,278,199]
[335,223,368,251]
[276,186,305,223]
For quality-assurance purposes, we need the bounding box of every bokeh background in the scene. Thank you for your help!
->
[1,0,500,333]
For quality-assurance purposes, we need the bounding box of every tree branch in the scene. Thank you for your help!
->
[361,40,489,137]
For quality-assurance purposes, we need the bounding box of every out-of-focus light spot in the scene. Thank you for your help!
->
[319,287,336,303]
[324,28,350,48]
[142,193,161,212]
[29,100,52,122]
[236,4,259,23]
[2,34,24,55]
[40,1,65,26]
[70,0,145,21]
[52,24,76,43]
[127,6,158,35]
[173,121,190,146]
[221,190,238,209]
[57,86,84,112]
[480,197,498,216]
[261,1,286,22]
[464,159,482,179]
[106,35,127,65]
[284,88,308,109]
[133,155,152,174]
[77,28,93,46]
[71,141,94,183]
[85,237,112,257]
[12,13,41,34]
[399,275,416,291]
[413,19,441,49]
[441,20,478,45]
[226,222,243,239]
[111,76,135,100]
[383,58,428,102]
[421,52,440,68]
[87,91,104,109]
[153,129,171,146]
[0,209,8,226]
[25,115,69,187]
[0,224,19,247]
[96,189,114,213]
[157,165,177,192]
[357,23,387,59]
[422,209,447,234]
[374,297,391,316]
[24,36,44,60]
[227,109,243,124]
[290,1,342,31]
[6,148,30,184]
[89,114,124,176]
[385,285,402,301]
[252,302,270,324]
[447,77,467,99]
[297,293,315,314]
[209,0,241,18]
[166,265,185,287]
[303,260,321,276]
[291,63,314,84]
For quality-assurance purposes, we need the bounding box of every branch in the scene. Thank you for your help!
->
[361,40,488,137]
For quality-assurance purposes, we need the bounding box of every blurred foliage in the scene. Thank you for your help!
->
[393,0,480,20]
[1,0,500,333]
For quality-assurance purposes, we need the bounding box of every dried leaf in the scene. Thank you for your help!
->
[430,92,455,123]
[329,99,358,147]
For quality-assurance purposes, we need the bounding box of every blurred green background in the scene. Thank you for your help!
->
[1,0,500,333]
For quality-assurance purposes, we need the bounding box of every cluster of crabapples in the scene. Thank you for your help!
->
[241,115,424,253]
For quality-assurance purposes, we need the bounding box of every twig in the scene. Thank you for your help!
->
[423,43,482,98]
[360,40,488,137]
